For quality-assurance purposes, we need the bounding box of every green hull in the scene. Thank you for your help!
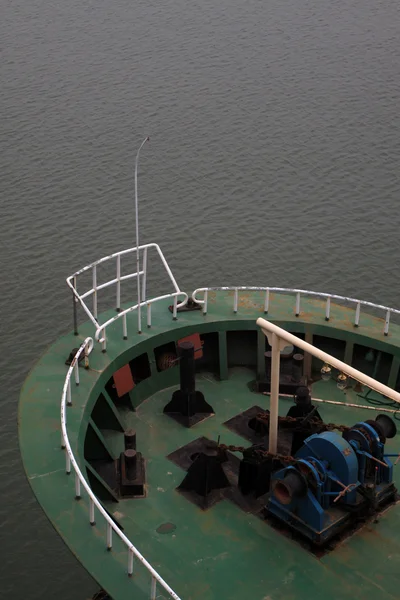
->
[19,292,400,599]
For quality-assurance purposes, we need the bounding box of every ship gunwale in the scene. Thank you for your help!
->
[19,291,400,600]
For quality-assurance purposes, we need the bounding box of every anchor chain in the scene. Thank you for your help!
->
[217,415,351,464]
[255,412,351,434]
[218,443,297,465]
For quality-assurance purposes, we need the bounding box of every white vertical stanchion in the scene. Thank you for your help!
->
[107,523,112,550]
[325,296,331,321]
[264,289,270,314]
[268,332,281,454]
[116,255,121,311]
[128,548,134,577]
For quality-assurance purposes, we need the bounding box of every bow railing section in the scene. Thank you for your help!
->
[61,337,181,600]
[191,286,400,336]
[67,244,188,351]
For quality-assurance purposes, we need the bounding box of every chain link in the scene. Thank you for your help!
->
[218,444,297,464]
[255,412,351,433]
[218,414,351,464]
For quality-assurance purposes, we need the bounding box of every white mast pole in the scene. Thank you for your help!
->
[134,136,150,333]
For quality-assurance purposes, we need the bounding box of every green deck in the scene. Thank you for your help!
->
[19,292,400,600]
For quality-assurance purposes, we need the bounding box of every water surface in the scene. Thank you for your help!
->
[1,0,400,596]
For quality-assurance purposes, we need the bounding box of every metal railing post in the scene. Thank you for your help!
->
[295,292,300,317]
[355,302,361,327]
[72,276,78,335]
[233,288,238,313]
[107,523,112,551]
[101,329,106,353]
[74,361,80,385]
[84,343,89,369]
[75,473,81,499]
[147,302,151,328]
[384,309,390,336]
[67,380,72,406]
[264,289,270,314]
[65,451,71,474]
[128,549,134,577]
[116,255,121,312]
[325,296,331,321]
[123,314,128,340]
[90,498,95,525]
[173,296,178,320]
[92,266,98,320]
[142,247,148,302]
[203,290,208,315]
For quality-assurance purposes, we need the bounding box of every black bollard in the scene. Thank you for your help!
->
[124,429,137,451]
[164,341,214,427]
[238,445,280,497]
[178,452,230,509]
[124,449,137,480]
[118,432,146,497]
[287,387,323,455]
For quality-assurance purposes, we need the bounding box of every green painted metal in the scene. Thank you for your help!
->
[257,329,266,380]
[88,419,116,460]
[344,340,354,365]
[19,291,400,600]
[218,331,229,380]
[303,329,313,379]
[388,356,400,389]
[101,390,127,431]
[85,459,120,503]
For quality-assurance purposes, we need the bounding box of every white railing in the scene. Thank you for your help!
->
[67,243,188,351]
[192,286,400,336]
[61,338,181,600]
[256,317,400,454]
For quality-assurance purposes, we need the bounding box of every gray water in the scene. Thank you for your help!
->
[1,0,400,596]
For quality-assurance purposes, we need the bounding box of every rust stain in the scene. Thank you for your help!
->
[199,511,241,542]
[356,570,396,597]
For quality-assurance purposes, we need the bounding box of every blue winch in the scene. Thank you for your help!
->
[267,414,398,544]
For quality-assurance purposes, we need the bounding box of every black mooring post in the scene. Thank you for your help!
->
[179,341,196,396]
[124,449,137,480]
[124,429,137,450]
[73,292,79,336]
[163,339,214,427]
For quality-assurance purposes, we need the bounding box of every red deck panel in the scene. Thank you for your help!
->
[113,364,135,397]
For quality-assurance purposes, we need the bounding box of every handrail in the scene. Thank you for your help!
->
[192,286,400,336]
[256,317,400,454]
[61,338,181,600]
[94,291,188,351]
[66,243,188,347]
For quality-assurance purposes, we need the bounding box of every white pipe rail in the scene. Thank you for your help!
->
[61,338,181,600]
[67,243,188,345]
[94,291,187,344]
[192,286,400,335]
[256,317,400,453]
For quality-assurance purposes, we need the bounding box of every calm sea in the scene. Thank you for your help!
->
[1,0,400,596]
